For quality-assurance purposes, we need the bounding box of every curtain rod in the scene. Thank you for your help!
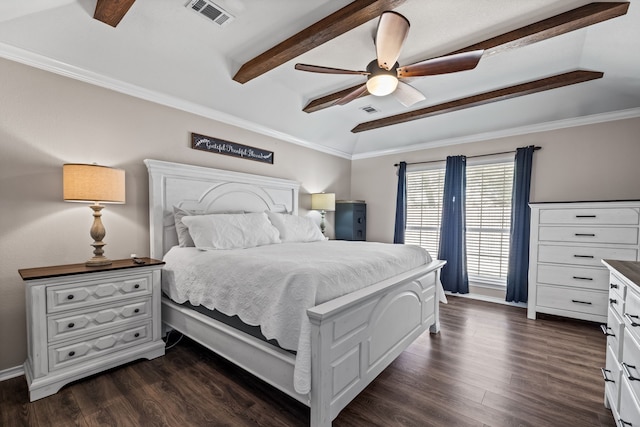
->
[393,146,541,167]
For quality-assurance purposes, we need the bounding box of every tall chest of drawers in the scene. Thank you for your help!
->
[602,260,640,426]
[19,258,166,401]
[528,201,640,322]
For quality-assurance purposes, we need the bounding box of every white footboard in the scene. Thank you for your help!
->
[307,260,445,427]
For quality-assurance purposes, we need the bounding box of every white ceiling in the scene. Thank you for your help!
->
[1,0,639,159]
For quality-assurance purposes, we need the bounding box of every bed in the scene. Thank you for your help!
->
[144,159,445,427]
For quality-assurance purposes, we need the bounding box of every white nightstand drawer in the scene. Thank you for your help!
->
[47,298,151,343]
[539,226,638,245]
[536,285,607,316]
[536,264,609,290]
[620,376,640,427]
[48,322,152,371]
[539,208,640,225]
[46,275,151,314]
[625,288,640,344]
[538,245,638,267]
[611,273,628,303]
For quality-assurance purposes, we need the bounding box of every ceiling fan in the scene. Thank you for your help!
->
[295,11,484,108]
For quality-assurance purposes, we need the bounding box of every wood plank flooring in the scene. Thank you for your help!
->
[1,296,615,426]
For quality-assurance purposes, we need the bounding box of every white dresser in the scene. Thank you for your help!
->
[19,258,166,401]
[528,201,640,322]
[602,260,640,426]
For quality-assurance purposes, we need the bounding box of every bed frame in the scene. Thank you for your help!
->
[144,159,445,427]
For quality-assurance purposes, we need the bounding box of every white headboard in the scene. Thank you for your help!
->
[144,159,300,259]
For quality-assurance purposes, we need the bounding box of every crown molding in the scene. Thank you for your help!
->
[0,42,352,160]
[351,107,640,160]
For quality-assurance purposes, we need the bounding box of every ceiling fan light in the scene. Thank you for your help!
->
[366,74,398,96]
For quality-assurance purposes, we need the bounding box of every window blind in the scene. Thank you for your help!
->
[405,160,514,286]
[466,162,514,285]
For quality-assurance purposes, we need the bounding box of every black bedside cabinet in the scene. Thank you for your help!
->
[335,200,366,241]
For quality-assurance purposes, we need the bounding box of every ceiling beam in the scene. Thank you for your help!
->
[232,0,407,84]
[351,70,604,133]
[303,2,628,113]
[94,0,136,27]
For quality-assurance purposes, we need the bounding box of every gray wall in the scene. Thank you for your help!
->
[0,57,352,372]
[351,117,640,244]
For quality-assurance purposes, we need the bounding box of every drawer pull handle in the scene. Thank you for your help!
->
[610,298,618,305]
[573,254,594,259]
[571,299,592,305]
[134,309,140,314]
[622,363,640,381]
[601,367,615,383]
[67,322,75,329]
[574,233,595,237]
[600,324,615,337]
[67,294,75,300]
[576,215,596,218]
[619,419,633,427]
[625,313,640,327]
[68,351,76,357]
[134,333,140,338]
[572,276,593,281]
[611,283,619,289]
[134,284,140,289]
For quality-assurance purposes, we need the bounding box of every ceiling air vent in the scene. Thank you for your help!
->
[187,0,235,27]
[361,105,379,114]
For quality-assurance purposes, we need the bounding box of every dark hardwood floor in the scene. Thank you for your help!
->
[1,296,615,427]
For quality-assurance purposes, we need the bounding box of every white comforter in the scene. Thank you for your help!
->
[162,240,432,394]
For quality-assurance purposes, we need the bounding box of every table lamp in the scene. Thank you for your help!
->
[63,163,125,266]
[311,192,335,236]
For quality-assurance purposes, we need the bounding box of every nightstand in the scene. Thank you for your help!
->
[19,258,166,401]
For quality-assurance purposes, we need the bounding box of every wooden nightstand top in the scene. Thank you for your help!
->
[19,258,165,281]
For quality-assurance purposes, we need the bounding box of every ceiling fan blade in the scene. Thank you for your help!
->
[295,64,369,75]
[375,11,410,71]
[397,49,484,78]
[393,82,426,107]
[333,84,369,106]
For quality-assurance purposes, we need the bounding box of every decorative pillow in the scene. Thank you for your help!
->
[265,211,325,243]
[182,212,281,250]
[173,206,203,247]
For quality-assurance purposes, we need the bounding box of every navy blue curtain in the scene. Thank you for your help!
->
[393,161,407,244]
[506,146,535,303]
[438,156,468,294]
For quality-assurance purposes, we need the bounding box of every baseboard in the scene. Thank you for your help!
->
[0,365,24,382]
[446,291,527,308]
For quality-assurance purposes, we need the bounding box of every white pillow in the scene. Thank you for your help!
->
[173,206,244,247]
[182,212,281,250]
[173,206,202,247]
[265,211,325,243]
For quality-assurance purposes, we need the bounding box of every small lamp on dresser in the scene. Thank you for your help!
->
[311,192,335,236]
[63,163,125,266]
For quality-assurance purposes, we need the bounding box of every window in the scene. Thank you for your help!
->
[405,156,514,286]
[405,166,445,257]
[466,160,514,285]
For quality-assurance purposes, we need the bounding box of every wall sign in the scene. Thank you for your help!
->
[191,132,274,164]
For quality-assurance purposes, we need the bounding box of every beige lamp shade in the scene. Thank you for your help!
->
[63,164,125,203]
[311,193,335,211]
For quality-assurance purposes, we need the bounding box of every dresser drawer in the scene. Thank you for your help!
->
[604,343,622,413]
[607,307,625,359]
[539,208,640,225]
[622,328,640,404]
[625,288,640,344]
[539,226,638,245]
[48,322,152,371]
[538,245,638,267]
[611,272,628,303]
[46,274,151,314]
[536,285,607,316]
[537,264,609,290]
[620,375,640,427]
[47,298,151,343]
